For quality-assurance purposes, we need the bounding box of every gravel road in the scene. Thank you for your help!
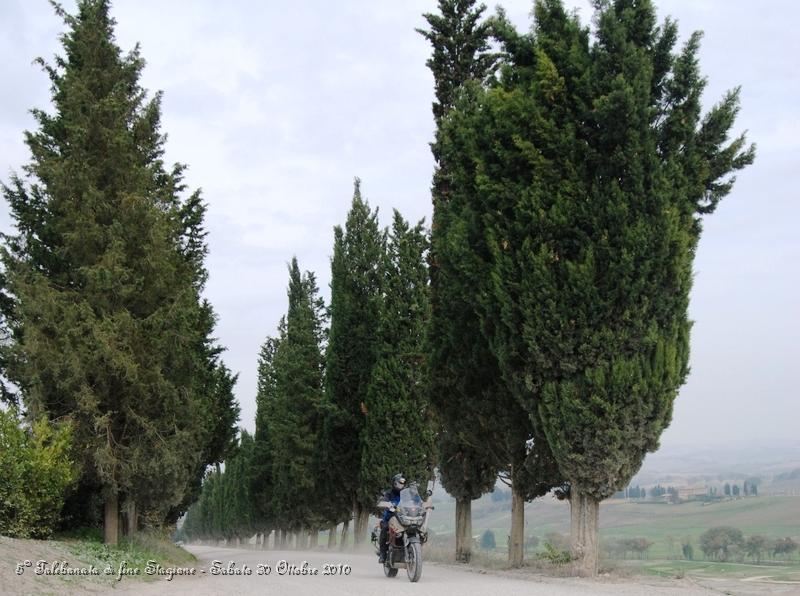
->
[106,544,719,596]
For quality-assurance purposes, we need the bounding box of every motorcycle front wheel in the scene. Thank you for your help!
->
[406,541,422,582]
[383,561,398,578]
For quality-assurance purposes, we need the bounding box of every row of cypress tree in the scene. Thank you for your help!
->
[1,0,754,578]
[420,0,754,576]
[0,0,240,544]
[181,182,434,546]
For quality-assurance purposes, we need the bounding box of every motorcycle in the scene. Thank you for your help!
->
[371,482,434,582]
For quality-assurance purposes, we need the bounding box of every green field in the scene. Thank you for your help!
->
[634,559,800,585]
[428,493,800,561]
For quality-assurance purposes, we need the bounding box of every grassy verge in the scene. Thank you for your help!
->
[56,527,196,584]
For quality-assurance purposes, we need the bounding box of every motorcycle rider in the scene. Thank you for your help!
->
[377,473,406,563]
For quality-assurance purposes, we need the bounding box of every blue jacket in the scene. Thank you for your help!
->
[380,488,402,523]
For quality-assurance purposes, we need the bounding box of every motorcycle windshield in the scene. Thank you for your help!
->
[398,485,424,517]
[399,485,423,507]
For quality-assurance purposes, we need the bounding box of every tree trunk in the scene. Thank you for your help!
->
[570,484,600,577]
[308,529,318,549]
[279,529,286,548]
[327,524,337,549]
[509,484,525,567]
[352,501,370,547]
[339,519,349,550]
[455,497,472,563]
[121,497,137,537]
[104,494,119,545]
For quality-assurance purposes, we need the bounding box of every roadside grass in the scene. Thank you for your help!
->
[55,527,195,584]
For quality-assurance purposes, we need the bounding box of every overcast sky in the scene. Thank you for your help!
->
[1,0,797,452]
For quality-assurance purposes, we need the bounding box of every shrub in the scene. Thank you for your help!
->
[537,542,572,565]
[0,408,78,538]
[480,529,496,550]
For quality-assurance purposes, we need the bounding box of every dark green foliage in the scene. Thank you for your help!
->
[419,0,500,508]
[416,0,499,126]
[223,431,255,540]
[322,180,385,520]
[250,334,280,533]
[359,212,435,505]
[0,407,78,538]
[0,0,238,529]
[421,0,563,511]
[269,259,327,531]
[446,0,753,503]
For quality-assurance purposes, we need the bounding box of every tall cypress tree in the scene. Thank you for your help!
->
[466,0,754,576]
[270,259,327,538]
[0,0,237,542]
[251,333,280,546]
[322,180,385,545]
[431,63,564,569]
[418,0,502,564]
[359,212,435,508]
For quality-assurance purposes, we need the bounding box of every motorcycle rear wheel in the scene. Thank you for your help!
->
[383,562,398,578]
[406,541,422,582]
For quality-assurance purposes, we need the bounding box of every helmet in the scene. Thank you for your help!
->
[392,474,406,491]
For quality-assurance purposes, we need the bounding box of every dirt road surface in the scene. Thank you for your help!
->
[7,541,796,595]
[108,544,719,596]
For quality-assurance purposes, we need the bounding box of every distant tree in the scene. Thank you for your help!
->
[724,483,731,496]
[745,535,768,563]
[629,538,654,559]
[251,333,281,544]
[480,529,497,550]
[682,539,694,561]
[772,537,798,560]
[700,527,745,561]
[651,485,666,498]
[732,484,740,497]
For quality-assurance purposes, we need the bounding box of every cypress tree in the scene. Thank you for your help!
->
[251,333,280,546]
[359,212,435,508]
[418,0,503,564]
[270,259,327,538]
[322,180,385,545]
[0,0,236,542]
[463,0,754,575]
